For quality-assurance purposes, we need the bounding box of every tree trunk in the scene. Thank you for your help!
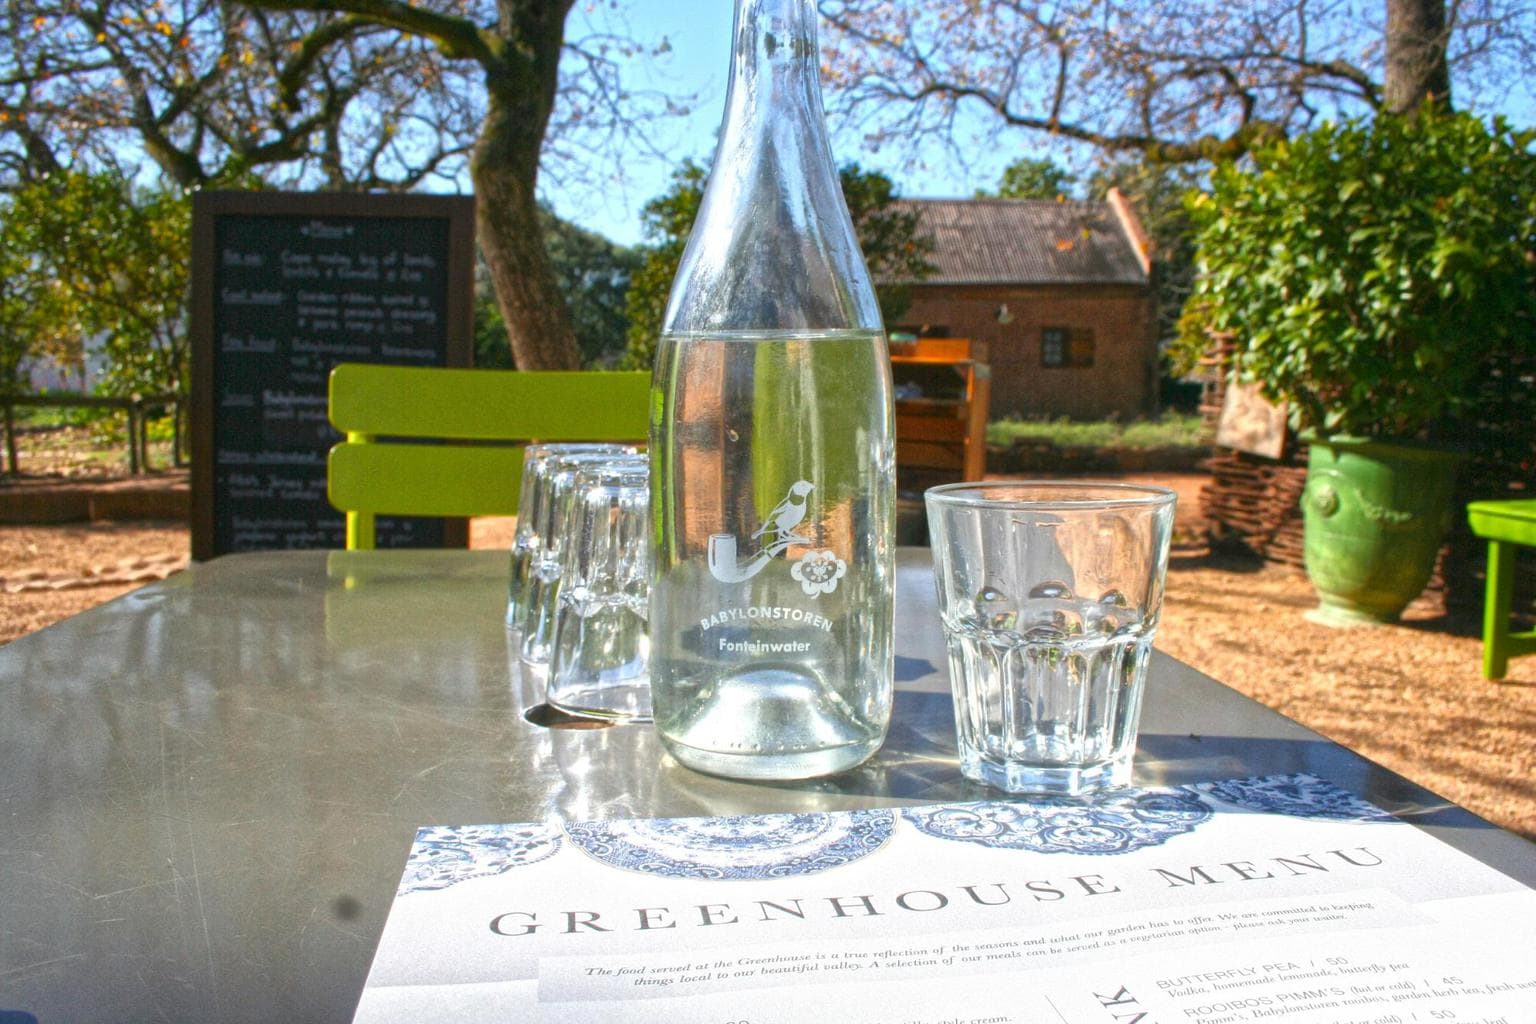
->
[474,138,582,370]
[473,0,582,370]
[1384,0,1452,113]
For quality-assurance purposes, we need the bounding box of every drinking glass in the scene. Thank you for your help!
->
[924,481,1176,796]
[507,443,636,629]
[520,452,647,665]
[546,460,651,721]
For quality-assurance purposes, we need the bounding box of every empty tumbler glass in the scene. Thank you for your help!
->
[925,481,1176,796]
[546,461,651,721]
[507,443,636,629]
[520,451,648,665]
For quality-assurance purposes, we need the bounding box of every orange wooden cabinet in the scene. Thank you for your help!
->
[889,337,991,492]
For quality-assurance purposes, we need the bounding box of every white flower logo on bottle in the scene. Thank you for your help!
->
[791,549,846,597]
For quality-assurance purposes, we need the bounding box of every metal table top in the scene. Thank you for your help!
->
[3,548,1531,1022]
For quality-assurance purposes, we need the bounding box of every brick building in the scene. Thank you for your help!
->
[887,191,1157,420]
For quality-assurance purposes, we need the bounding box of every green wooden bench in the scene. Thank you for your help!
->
[327,364,650,550]
[1467,499,1536,680]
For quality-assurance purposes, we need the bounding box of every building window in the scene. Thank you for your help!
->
[1042,327,1094,368]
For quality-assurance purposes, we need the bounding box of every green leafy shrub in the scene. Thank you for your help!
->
[987,412,1206,450]
[1,171,189,398]
[1181,110,1536,439]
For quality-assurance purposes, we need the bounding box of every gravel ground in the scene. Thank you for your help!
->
[1156,548,1536,841]
[3,472,1533,842]
[1,520,189,641]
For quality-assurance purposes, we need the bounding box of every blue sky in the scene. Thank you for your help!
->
[541,0,1014,247]
[540,0,735,247]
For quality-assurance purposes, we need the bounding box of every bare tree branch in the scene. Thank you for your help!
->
[819,0,1532,169]
[0,0,698,368]
[248,0,498,64]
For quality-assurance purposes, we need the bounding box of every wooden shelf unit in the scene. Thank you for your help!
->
[890,337,991,492]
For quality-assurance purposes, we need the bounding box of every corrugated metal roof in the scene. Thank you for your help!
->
[890,198,1148,287]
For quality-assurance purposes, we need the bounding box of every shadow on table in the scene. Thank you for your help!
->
[750,691,1508,840]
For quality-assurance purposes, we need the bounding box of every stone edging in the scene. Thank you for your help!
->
[2,554,188,593]
[0,475,190,524]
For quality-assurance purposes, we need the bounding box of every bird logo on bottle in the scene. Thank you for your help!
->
[751,480,814,546]
[707,480,843,593]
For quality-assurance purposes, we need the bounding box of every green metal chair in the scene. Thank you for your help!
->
[1466,499,1536,680]
[327,364,650,550]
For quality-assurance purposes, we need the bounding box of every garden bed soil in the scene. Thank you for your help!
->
[0,470,189,523]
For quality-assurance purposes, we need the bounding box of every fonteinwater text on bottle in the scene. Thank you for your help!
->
[650,330,894,780]
[946,596,1153,795]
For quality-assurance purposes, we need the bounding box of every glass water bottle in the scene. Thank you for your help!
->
[648,0,896,780]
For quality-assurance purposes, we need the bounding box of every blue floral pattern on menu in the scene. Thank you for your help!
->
[400,822,562,894]
[393,774,1387,892]
[1194,773,1391,821]
[902,789,1214,855]
[564,809,895,880]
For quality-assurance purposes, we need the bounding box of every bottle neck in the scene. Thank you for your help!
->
[661,0,881,334]
[732,0,819,77]
[717,0,827,166]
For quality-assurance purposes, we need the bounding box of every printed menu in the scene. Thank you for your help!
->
[353,774,1536,1022]
[189,191,473,559]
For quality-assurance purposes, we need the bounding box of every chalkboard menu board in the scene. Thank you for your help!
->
[191,192,474,560]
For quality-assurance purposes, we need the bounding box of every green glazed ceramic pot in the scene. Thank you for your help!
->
[1301,435,1460,627]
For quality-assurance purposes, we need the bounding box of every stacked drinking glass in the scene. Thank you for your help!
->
[506,444,651,722]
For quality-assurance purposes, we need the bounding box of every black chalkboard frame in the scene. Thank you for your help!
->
[190,190,476,561]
